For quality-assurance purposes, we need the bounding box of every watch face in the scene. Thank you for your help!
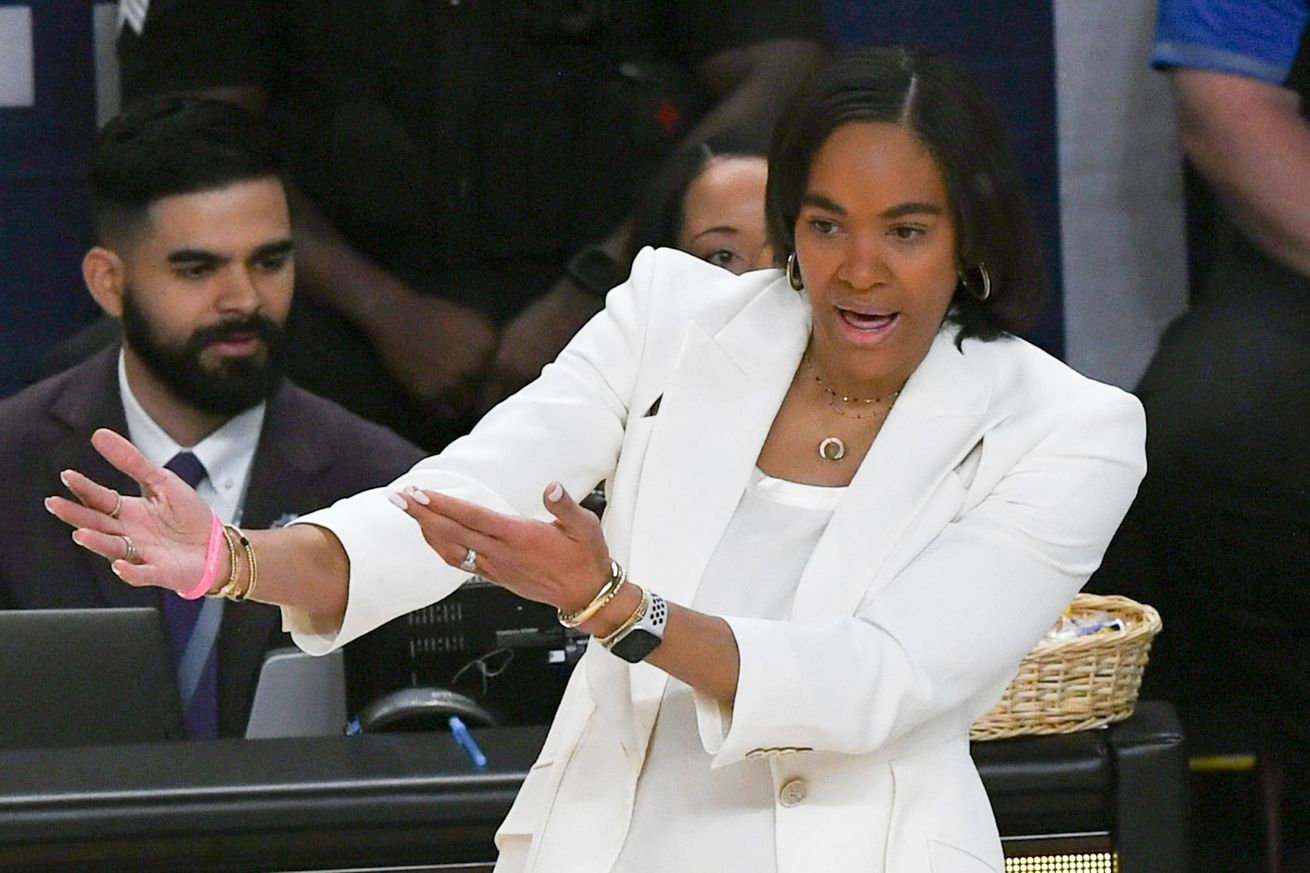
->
[609,627,663,663]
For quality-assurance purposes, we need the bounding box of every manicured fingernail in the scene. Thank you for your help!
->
[44,498,56,514]
[547,482,564,502]
[387,492,408,510]
[60,471,72,488]
[71,531,82,546]
[407,487,430,506]
[111,562,122,577]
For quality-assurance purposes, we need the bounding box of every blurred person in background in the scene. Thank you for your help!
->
[113,1,826,450]
[1091,2,1310,868]
[625,132,773,275]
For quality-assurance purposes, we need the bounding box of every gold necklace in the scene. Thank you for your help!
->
[803,354,901,462]
[803,354,900,418]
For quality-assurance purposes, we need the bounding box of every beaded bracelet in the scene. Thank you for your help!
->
[597,585,650,648]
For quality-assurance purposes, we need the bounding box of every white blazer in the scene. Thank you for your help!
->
[288,249,1147,873]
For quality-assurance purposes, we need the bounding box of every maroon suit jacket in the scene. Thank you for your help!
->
[0,347,425,736]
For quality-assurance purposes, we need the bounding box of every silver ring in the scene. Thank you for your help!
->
[108,491,122,519]
[121,535,138,563]
[459,548,478,573]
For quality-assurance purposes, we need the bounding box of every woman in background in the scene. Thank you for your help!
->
[49,47,1145,872]
[625,132,773,275]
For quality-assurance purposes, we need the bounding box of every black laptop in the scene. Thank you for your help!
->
[0,608,184,749]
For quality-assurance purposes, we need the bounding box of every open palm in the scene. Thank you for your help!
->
[45,428,215,595]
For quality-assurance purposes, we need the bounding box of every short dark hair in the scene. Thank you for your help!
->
[624,128,770,268]
[88,96,285,247]
[765,46,1047,343]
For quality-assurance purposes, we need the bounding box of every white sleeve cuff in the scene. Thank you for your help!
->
[282,476,511,654]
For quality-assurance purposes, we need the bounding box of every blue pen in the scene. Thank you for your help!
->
[448,715,488,769]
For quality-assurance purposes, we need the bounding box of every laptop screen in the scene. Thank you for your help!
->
[0,608,184,749]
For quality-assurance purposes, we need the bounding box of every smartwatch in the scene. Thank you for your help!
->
[606,591,668,663]
[564,245,626,297]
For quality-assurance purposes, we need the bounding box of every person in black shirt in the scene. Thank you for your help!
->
[1090,4,1310,865]
[118,1,825,450]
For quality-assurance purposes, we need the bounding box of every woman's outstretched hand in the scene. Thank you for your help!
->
[44,428,214,595]
[390,481,612,614]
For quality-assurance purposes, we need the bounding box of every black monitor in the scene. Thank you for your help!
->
[0,607,184,749]
[346,580,587,726]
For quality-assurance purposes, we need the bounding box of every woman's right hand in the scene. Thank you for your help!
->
[44,428,215,595]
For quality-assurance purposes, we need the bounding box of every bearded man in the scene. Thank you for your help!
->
[0,97,424,739]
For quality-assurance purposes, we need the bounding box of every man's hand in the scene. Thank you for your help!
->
[363,287,499,418]
[478,277,602,413]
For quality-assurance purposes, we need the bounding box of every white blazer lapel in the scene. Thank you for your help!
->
[628,304,808,604]
[620,280,810,740]
[793,331,994,622]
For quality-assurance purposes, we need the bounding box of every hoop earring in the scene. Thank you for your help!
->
[786,252,805,291]
[959,262,991,301]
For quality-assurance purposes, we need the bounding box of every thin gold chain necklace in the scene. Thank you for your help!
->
[803,354,901,461]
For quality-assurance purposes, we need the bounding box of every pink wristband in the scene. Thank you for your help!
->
[179,512,225,600]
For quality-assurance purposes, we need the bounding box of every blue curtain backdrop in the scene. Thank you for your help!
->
[826,1,1064,357]
[0,1,100,396]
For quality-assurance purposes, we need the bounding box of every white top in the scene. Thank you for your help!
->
[118,350,263,524]
[614,468,850,872]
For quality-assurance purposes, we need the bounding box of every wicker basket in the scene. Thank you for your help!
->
[969,593,1162,741]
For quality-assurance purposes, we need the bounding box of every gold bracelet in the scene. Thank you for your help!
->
[214,524,256,601]
[234,529,257,602]
[558,559,626,628]
[209,524,242,599]
[598,585,649,647]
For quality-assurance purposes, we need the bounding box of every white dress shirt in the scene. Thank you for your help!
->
[117,350,263,525]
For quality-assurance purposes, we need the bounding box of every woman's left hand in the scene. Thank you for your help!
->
[390,482,613,612]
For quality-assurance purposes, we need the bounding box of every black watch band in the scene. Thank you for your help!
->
[564,245,626,298]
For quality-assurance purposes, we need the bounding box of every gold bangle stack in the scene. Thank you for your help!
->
[209,524,258,601]
[236,528,258,602]
[557,559,626,628]
[597,585,649,648]
[208,524,240,598]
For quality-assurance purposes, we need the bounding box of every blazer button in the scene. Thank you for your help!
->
[778,778,808,807]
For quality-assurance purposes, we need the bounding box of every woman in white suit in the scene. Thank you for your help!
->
[51,48,1146,872]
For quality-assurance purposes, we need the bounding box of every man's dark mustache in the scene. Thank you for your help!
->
[191,316,282,348]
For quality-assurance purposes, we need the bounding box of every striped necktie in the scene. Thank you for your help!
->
[160,452,221,739]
